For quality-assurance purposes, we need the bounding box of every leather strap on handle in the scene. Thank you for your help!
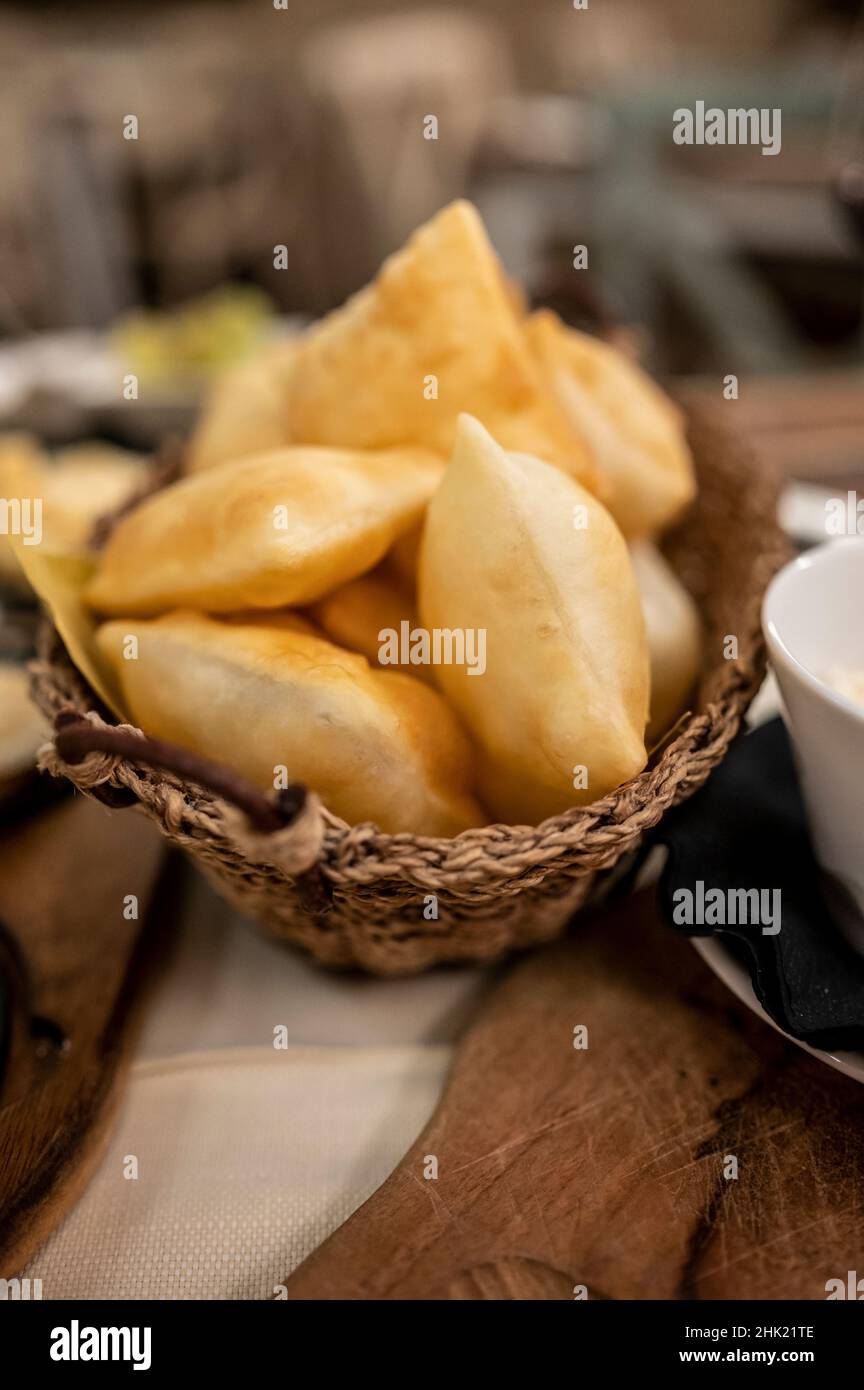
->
[53,711,302,833]
[45,712,330,911]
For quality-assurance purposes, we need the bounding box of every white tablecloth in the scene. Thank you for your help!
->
[21,874,491,1299]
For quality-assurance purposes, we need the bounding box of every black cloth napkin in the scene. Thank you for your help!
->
[654,717,864,1052]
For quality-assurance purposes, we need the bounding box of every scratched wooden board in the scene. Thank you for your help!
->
[0,794,170,1276]
[285,891,864,1300]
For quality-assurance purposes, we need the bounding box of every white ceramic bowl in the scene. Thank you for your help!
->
[763,538,864,940]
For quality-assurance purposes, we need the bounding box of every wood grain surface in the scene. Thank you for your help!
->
[285,891,864,1300]
[0,795,169,1276]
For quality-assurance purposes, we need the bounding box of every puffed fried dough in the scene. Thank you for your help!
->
[187,339,299,471]
[0,434,147,588]
[96,611,484,837]
[85,445,443,616]
[281,201,601,494]
[309,569,417,666]
[419,415,649,824]
[630,540,702,743]
[525,309,695,537]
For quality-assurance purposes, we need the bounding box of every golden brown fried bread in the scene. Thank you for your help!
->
[526,309,695,537]
[280,201,600,492]
[85,446,442,616]
[96,610,484,836]
[0,434,147,589]
[309,569,418,669]
[187,339,299,471]
[630,540,702,743]
[420,415,649,823]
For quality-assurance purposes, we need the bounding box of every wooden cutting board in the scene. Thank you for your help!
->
[285,890,864,1299]
[0,794,169,1276]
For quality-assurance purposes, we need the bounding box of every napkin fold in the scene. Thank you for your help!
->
[655,718,864,1051]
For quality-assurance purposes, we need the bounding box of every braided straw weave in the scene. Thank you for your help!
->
[30,410,787,975]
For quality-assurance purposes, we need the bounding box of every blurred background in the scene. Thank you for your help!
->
[0,0,860,691]
[0,0,862,453]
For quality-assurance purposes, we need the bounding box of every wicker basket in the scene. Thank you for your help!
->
[30,410,787,975]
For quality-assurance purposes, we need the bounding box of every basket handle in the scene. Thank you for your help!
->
[53,712,304,833]
[51,713,331,914]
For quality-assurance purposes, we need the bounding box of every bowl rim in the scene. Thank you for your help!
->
[762,537,864,728]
